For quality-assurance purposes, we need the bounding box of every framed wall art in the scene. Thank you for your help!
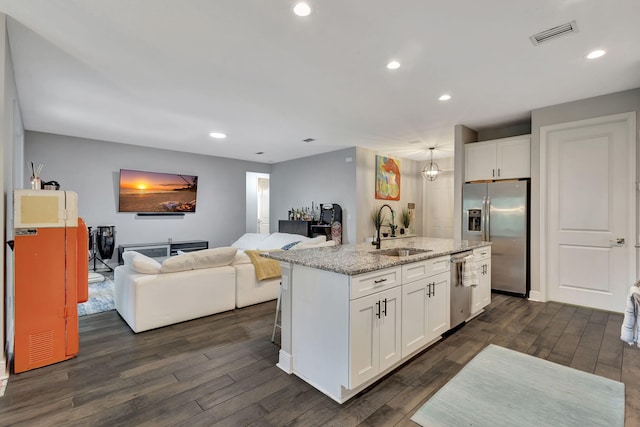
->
[375,155,400,200]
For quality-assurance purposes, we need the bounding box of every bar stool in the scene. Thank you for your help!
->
[271,282,282,343]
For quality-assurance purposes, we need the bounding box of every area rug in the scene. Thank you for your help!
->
[78,279,115,316]
[411,344,624,427]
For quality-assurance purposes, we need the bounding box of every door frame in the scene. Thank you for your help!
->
[539,111,636,304]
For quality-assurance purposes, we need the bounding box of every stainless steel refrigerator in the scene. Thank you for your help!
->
[462,180,529,296]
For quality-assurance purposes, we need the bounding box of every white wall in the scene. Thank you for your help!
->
[25,132,272,264]
[1,13,24,379]
[270,148,357,243]
[356,147,423,243]
[423,157,454,238]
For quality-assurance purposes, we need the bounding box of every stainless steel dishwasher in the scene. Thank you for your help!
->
[450,251,473,328]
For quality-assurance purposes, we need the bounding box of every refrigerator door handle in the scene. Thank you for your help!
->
[485,196,491,241]
[481,197,487,241]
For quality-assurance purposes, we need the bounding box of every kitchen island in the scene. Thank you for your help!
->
[265,237,491,403]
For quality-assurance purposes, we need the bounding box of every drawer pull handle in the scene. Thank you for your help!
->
[374,278,388,284]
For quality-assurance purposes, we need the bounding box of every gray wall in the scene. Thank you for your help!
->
[270,148,357,243]
[529,88,640,298]
[25,132,272,264]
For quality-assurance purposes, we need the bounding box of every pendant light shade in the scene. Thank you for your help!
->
[422,147,440,181]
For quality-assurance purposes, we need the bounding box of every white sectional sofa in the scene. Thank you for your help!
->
[115,232,334,332]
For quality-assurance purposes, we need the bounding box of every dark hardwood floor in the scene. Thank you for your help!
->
[1,294,638,426]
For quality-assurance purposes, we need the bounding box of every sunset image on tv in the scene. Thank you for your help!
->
[118,169,198,213]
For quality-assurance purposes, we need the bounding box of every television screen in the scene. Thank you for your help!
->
[118,169,198,213]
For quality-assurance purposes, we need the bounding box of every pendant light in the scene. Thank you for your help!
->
[422,147,440,181]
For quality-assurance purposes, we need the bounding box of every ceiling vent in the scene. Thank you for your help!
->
[530,20,578,45]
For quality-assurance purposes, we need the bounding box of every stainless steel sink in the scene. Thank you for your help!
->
[372,247,433,257]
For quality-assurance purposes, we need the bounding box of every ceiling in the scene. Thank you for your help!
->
[1,1,639,164]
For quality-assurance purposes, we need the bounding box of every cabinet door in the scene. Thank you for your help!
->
[401,279,428,358]
[479,257,492,308]
[474,247,492,310]
[470,282,483,315]
[426,272,450,342]
[349,293,379,388]
[378,287,402,372]
[465,141,496,182]
[496,137,530,179]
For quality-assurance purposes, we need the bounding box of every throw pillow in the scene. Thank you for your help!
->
[122,250,162,274]
[281,241,301,250]
[160,247,237,273]
[256,232,310,250]
[293,239,337,250]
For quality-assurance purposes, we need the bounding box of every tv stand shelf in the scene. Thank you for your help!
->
[117,240,208,264]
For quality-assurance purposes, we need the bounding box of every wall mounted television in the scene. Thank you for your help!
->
[118,169,198,213]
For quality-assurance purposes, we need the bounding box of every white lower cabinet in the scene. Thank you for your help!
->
[470,247,491,315]
[401,270,450,358]
[349,286,402,389]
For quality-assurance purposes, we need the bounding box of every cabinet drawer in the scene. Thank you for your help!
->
[351,267,401,300]
[402,256,450,284]
[473,247,491,261]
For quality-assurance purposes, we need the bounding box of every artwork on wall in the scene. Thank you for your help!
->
[375,155,401,200]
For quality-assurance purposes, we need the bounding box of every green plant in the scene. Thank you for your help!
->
[370,208,387,229]
[400,208,411,228]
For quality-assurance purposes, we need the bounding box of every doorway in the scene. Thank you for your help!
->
[541,112,636,312]
[246,172,270,234]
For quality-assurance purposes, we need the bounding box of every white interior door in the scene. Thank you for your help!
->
[544,113,636,312]
[257,177,269,234]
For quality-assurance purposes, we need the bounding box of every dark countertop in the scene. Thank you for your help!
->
[264,237,491,276]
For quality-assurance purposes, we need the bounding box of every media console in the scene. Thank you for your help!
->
[117,240,208,264]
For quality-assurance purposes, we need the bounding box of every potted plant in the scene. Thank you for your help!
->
[371,208,387,239]
[400,208,411,234]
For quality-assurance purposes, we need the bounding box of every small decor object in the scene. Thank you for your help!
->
[375,155,401,200]
[29,162,44,190]
[400,208,411,234]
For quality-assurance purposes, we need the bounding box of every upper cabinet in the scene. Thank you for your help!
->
[465,135,531,182]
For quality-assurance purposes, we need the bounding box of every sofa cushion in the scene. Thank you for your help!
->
[256,232,310,250]
[122,251,162,274]
[231,233,270,250]
[160,247,237,273]
[231,250,252,265]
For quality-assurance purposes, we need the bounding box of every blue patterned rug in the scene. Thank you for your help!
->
[78,279,115,316]
[412,344,624,427]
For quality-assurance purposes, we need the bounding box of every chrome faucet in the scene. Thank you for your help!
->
[372,204,395,250]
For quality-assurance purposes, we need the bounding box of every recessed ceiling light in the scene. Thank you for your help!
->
[387,61,401,70]
[438,94,452,101]
[586,49,606,59]
[302,138,315,143]
[256,151,264,155]
[209,132,226,139]
[293,2,311,17]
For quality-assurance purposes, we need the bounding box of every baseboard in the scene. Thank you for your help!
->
[528,290,544,302]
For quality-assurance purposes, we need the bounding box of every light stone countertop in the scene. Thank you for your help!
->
[264,237,491,276]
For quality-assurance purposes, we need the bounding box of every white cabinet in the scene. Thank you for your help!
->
[465,135,530,182]
[401,257,450,358]
[349,286,401,388]
[470,247,491,315]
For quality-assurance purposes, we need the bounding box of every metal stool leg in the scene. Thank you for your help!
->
[271,283,282,343]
